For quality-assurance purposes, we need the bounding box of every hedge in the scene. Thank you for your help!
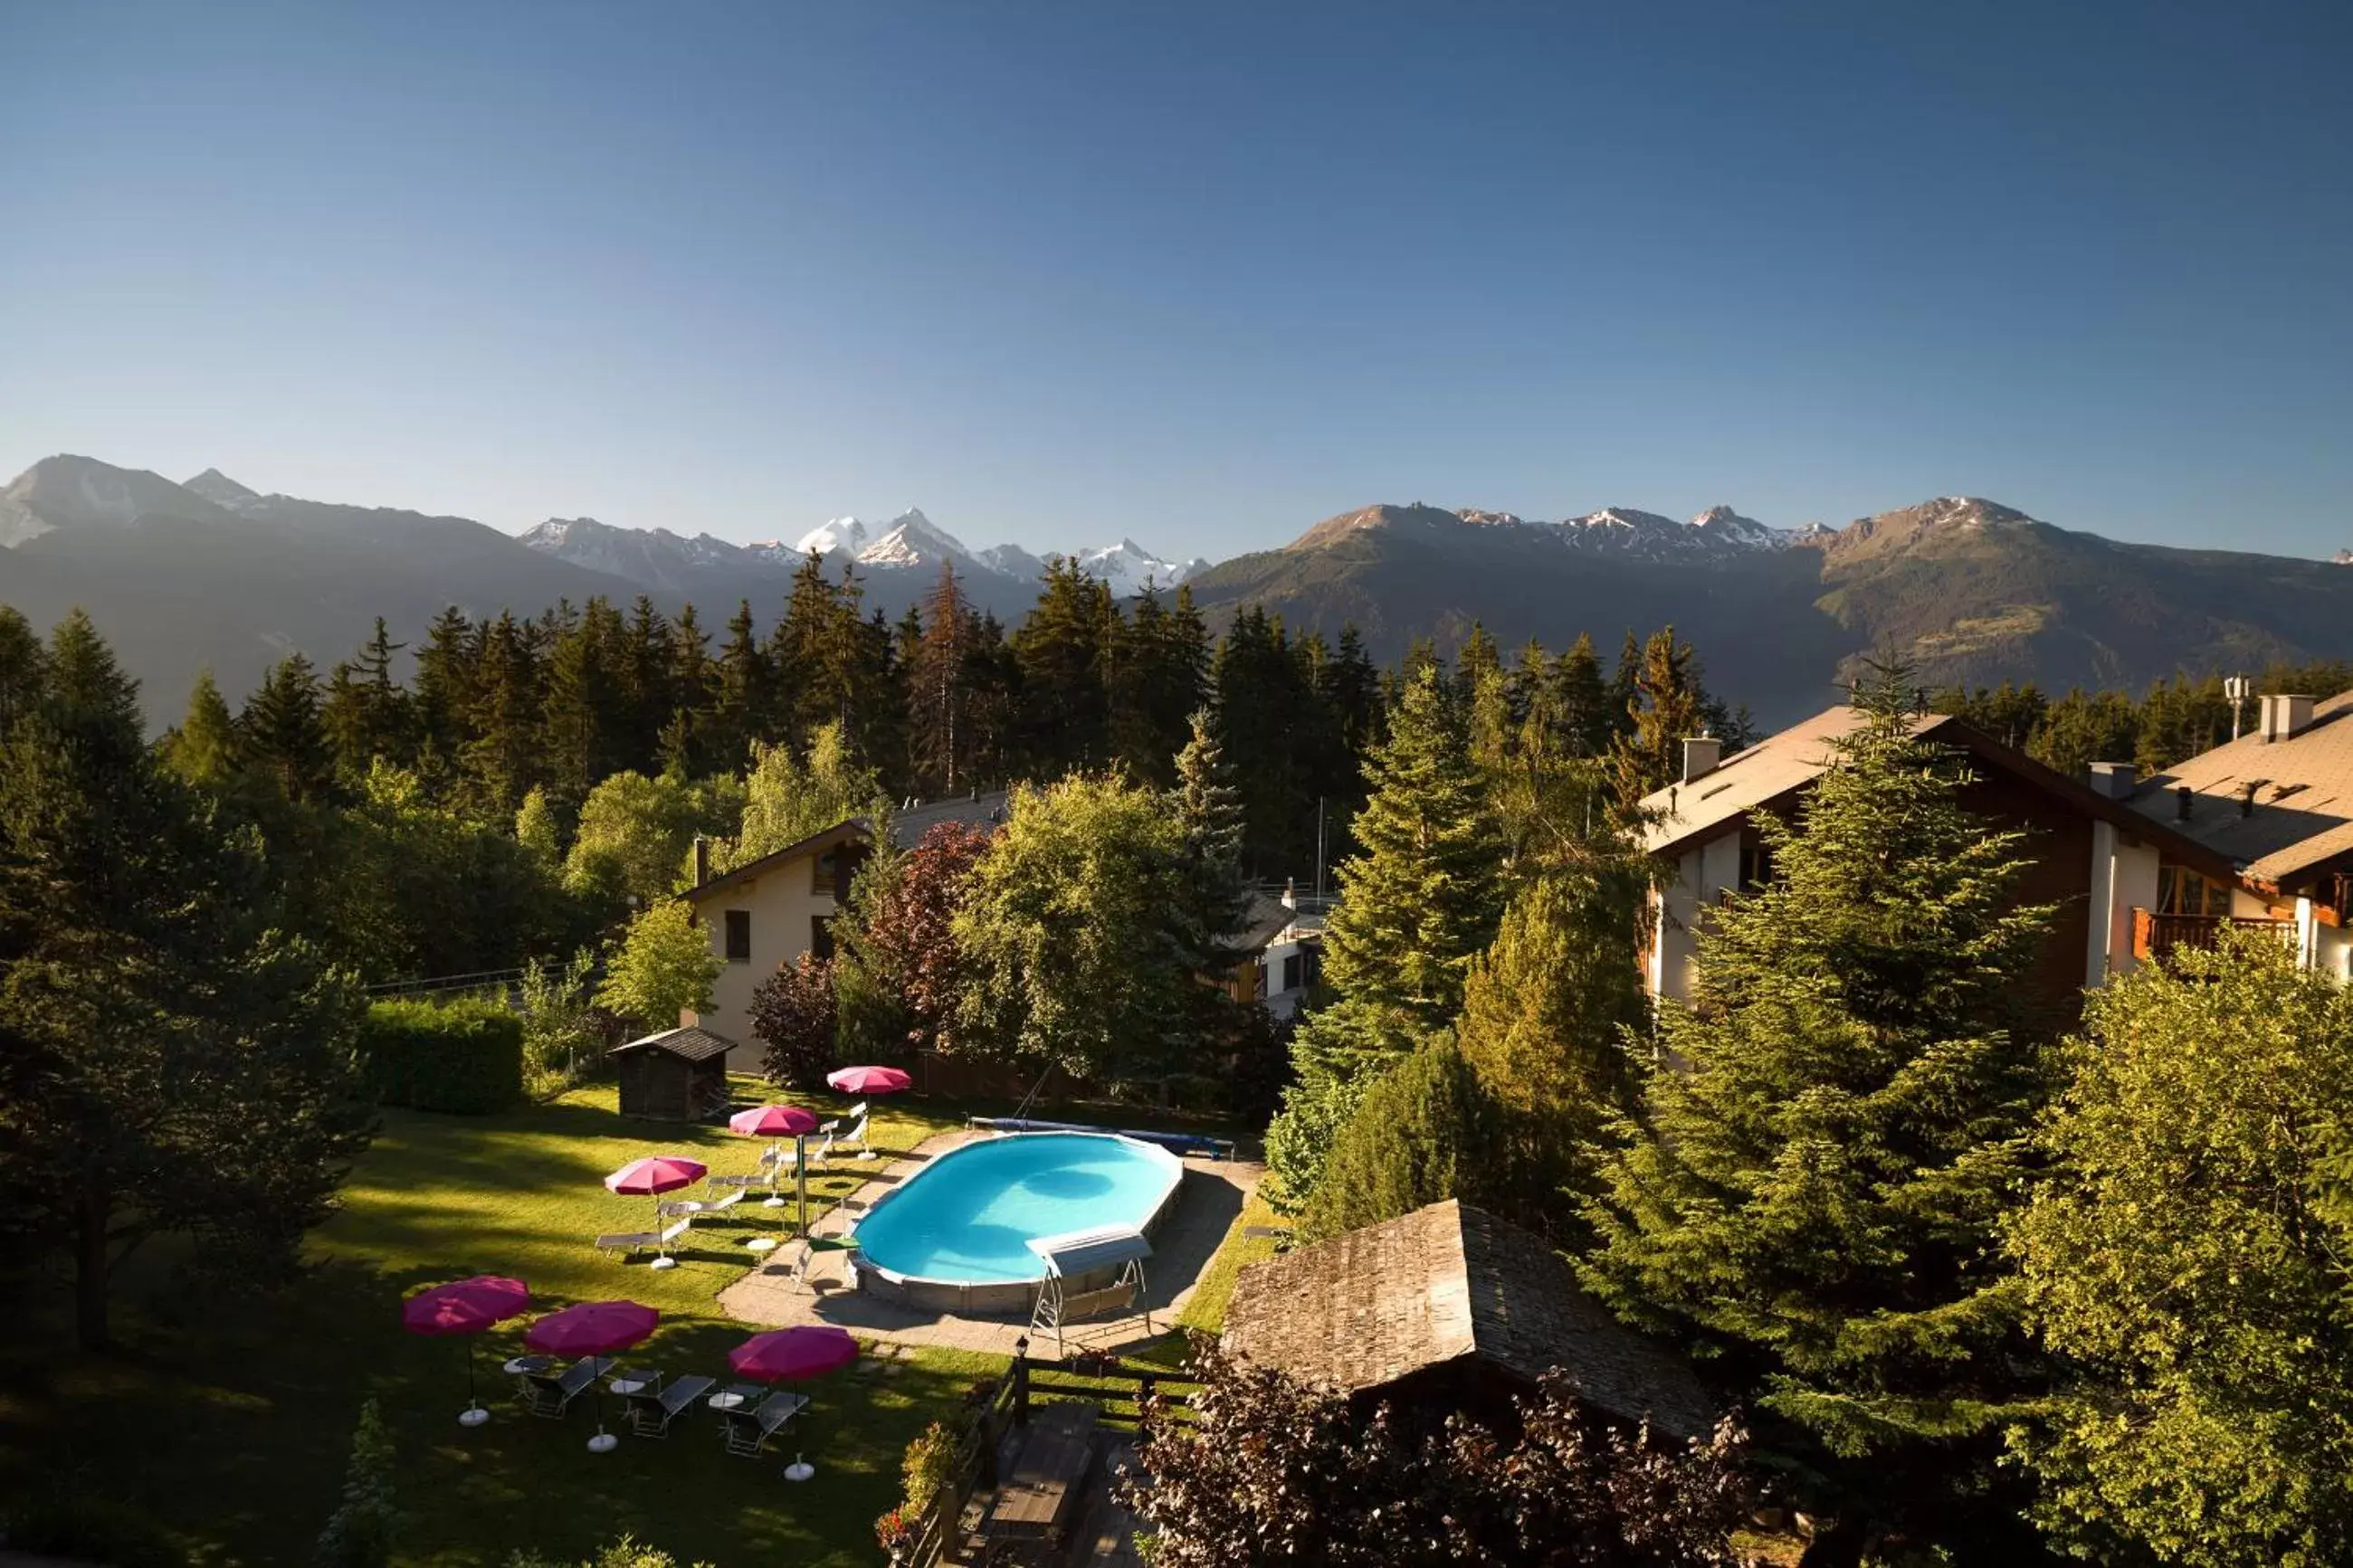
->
[357,998,524,1114]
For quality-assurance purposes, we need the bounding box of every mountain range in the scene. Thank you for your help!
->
[2,452,2349,732]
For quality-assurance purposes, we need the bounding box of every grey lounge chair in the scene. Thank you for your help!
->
[721,1390,808,1456]
[625,1373,717,1438]
[521,1355,613,1419]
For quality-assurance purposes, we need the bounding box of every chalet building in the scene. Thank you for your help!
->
[1212,886,1326,1020]
[1221,1199,1713,1440]
[680,790,1010,1068]
[2119,691,2353,979]
[1636,708,2239,1015]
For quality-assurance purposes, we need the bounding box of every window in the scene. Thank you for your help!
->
[1281,953,1304,993]
[813,847,837,895]
[1739,835,1774,892]
[724,909,751,962]
[811,915,834,962]
[2157,866,2233,917]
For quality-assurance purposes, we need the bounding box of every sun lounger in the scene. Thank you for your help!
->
[700,1185,745,1216]
[595,1229,662,1258]
[625,1373,717,1438]
[656,1218,691,1257]
[521,1355,613,1419]
[721,1390,808,1456]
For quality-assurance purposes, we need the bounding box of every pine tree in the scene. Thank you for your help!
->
[1298,1039,1504,1243]
[1453,867,1646,1240]
[1169,708,1250,984]
[1319,663,1506,1028]
[1608,625,1710,813]
[0,605,44,729]
[1552,632,1613,755]
[412,607,478,762]
[660,602,716,775]
[321,617,414,778]
[1011,558,1116,775]
[909,564,974,794]
[711,599,769,769]
[314,1399,398,1568]
[1583,662,2058,1558]
[461,613,543,816]
[240,653,338,803]
[165,668,243,788]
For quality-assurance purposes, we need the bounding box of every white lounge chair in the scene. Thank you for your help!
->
[842,1101,872,1159]
[595,1229,662,1259]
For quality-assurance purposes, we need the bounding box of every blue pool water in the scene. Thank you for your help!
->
[851,1133,1183,1284]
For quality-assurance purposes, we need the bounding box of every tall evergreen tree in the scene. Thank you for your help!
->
[164,668,243,789]
[1583,663,2059,1561]
[660,602,717,775]
[1608,624,1710,813]
[321,618,415,779]
[1319,662,1506,1027]
[1552,632,1614,755]
[1011,558,1116,775]
[711,599,769,770]
[461,612,544,816]
[908,564,976,794]
[1169,708,1251,984]
[240,653,338,803]
[412,606,478,764]
[0,605,45,729]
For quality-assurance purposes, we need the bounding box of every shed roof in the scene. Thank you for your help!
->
[2124,691,2353,887]
[609,1025,739,1063]
[1221,1200,1714,1441]
[1214,891,1301,956]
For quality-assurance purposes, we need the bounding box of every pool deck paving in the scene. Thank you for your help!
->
[716,1127,1259,1360]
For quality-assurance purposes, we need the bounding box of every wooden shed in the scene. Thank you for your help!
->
[1222,1199,1714,1441]
[610,1026,738,1122]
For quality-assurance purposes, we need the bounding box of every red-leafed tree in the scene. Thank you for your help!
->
[832,821,991,1061]
[1120,1349,1752,1568]
[750,953,836,1089]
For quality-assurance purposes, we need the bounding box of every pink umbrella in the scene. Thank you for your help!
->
[402,1276,530,1427]
[604,1155,710,1194]
[825,1065,911,1096]
[729,1326,862,1382]
[729,1104,819,1137]
[524,1299,661,1358]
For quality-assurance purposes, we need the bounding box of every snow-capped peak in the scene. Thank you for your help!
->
[856,509,970,570]
[1065,538,1200,595]
[791,516,872,557]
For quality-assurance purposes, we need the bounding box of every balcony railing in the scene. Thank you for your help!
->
[2130,909,2293,963]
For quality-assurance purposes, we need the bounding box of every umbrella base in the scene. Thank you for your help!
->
[856,1151,877,1161]
[587,1432,618,1454]
[785,1459,815,1482]
[458,1404,491,1428]
[763,1196,786,1208]
[650,1256,679,1270]
[745,1237,778,1252]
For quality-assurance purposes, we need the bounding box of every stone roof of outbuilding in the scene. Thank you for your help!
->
[1220,1199,1715,1441]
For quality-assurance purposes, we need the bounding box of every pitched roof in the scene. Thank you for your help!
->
[1636,705,1942,855]
[1213,891,1301,955]
[681,818,872,904]
[891,789,1011,848]
[2124,690,2353,886]
[609,1025,739,1062]
[1221,1200,1714,1440]
[1638,703,2237,880]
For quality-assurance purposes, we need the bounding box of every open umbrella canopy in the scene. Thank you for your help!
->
[524,1300,660,1358]
[825,1065,911,1096]
[604,1155,709,1195]
[729,1326,862,1382]
[729,1104,820,1138]
[402,1276,530,1336]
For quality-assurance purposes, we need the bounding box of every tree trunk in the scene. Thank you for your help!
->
[75,1186,110,1348]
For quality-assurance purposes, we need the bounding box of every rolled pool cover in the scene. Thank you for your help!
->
[965,1117,1233,1160]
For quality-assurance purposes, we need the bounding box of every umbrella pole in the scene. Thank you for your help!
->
[796,1133,808,1239]
[459,1337,490,1427]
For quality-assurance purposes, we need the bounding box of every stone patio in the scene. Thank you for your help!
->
[717,1127,1259,1359]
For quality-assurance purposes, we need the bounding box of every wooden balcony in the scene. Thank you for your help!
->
[2131,909,2293,963]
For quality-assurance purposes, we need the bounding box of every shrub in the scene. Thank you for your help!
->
[356,997,523,1114]
[752,953,838,1089]
[314,1399,398,1568]
[517,948,605,1098]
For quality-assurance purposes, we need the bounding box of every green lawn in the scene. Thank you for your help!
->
[1175,1187,1288,1335]
[0,1082,1059,1566]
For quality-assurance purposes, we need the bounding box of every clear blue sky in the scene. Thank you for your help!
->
[3,1,2348,561]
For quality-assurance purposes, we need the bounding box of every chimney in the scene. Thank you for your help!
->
[1681,735,1723,784]
[2087,761,2136,800]
[2175,785,2193,822]
[2259,693,2318,743]
[2240,781,2260,818]
[1281,878,1297,911]
[693,833,710,888]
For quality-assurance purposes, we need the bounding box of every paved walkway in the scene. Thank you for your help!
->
[717,1128,1259,1360]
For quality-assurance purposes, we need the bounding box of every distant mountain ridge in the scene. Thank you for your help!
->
[5,451,2351,735]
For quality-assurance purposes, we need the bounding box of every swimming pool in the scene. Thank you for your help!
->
[851,1133,1186,1313]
